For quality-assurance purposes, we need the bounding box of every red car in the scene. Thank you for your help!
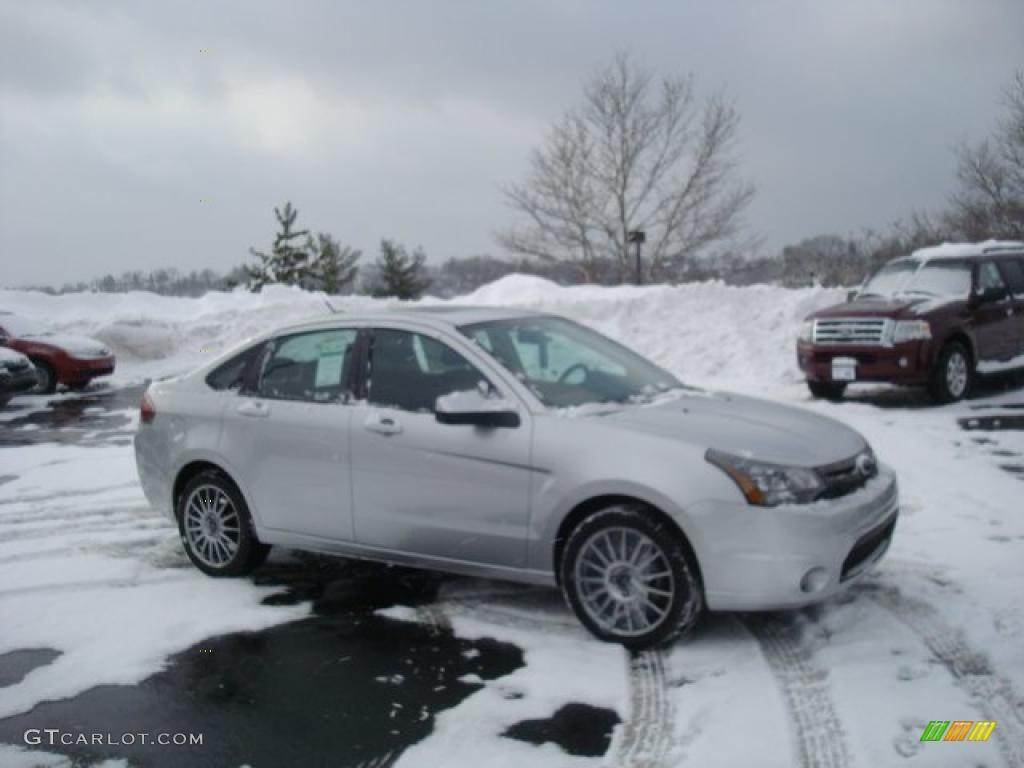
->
[0,311,116,393]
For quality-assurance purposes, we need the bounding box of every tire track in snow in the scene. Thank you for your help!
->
[615,649,676,768]
[865,582,1024,768]
[742,615,852,768]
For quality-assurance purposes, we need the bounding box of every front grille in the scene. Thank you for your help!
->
[814,453,878,500]
[812,318,889,345]
[841,515,897,581]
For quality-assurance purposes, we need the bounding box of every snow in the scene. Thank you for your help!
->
[1,276,1023,767]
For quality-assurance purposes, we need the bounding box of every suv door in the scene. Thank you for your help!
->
[349,326,532,568]
[997,257,1024,362]
[971,260,1017,367]
[218,327,359,540]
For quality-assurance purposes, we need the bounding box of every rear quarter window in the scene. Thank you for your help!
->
[205,346,260,391]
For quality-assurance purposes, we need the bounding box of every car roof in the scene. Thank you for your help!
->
[274,305,546,335]
[906,240,1024,263]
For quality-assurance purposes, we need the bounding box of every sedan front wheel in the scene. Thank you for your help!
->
[561,505,703,649]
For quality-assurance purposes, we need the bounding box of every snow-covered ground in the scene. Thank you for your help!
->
[1,277,1022,768]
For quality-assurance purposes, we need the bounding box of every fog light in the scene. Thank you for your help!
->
[800,567,829,594]
[898,357,908,368]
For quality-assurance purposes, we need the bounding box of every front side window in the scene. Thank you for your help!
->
[999,258,1024,296]
[977,261,1008,293]
[461,316,680,408]
[368,329,488,412]
[257,328,357,403]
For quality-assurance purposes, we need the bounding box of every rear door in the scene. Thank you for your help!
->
[972,260,1017,366]
[349,326,533,568]
[218,327,359,540]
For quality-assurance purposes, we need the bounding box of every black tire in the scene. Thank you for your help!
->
[0,393,11,408]
[560,505,703,649]
[806,380,847,401]
[176,469,270,577]
[928,341,972,404]
[67,381,92,392]
[30,360,56,394]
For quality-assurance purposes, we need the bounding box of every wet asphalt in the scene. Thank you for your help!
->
[0,383,617,767]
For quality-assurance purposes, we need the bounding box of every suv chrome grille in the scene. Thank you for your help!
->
[812,318,888,345]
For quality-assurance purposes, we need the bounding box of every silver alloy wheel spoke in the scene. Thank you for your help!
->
[184,485,241,568]
[575,526,675,638]
[947,353,967,396]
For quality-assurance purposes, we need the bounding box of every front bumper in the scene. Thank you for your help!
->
[693,465,899,611]
[61,354,116,385]
[0,366,39,396]
[797,340,933,385]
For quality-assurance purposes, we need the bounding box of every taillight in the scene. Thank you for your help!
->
[140,391,156,424]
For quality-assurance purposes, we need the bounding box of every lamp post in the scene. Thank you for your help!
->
[627,230,646,284]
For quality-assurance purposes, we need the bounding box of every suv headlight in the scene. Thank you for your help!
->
[891,320,931,344]
[706,448,824,506]
[798,320,814,343]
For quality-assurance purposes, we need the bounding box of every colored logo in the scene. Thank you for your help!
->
[920,720,996,742]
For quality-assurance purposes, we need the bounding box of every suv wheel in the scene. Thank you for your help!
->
[560,505,703,649]
[807,380,847,401]
[30,360,56,394]
[929,341,972,403]
[176,470,270,577]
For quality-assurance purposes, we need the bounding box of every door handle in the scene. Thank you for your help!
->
[364,412,402,435]
[237,400,270,418]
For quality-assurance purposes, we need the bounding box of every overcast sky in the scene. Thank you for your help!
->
[1,0,1022,287]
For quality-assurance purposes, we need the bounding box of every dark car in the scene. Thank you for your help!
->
[0,311,115,394]
[797,241,1024,403]
[0,346,38,406]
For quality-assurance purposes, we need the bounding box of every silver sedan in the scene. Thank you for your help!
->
[134,308,899,648]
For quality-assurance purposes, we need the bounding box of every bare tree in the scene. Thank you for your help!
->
[949,71,1024,241]
[498,54,755,282]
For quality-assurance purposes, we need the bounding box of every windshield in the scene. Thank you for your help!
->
[0,313,49,337]
[460,316,682,408]
[859,258,973,299]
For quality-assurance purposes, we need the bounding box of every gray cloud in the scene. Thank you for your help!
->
[1,0,1022,286]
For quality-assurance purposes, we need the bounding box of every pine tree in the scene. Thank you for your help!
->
[371,239,432,299]
[246,202,311,291]
[308,232,360,293]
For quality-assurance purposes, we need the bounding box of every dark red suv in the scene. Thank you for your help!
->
[798,241,1024,403]
[0,311,116,393]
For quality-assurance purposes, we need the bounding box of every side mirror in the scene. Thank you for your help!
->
[435,387,520,428]
[973,285,1009,304]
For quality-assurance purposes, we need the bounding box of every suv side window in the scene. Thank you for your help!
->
[257,328,357,403]
[369,329,489,412]
[998,258,1024,297]
[206,346,260,391]
[977,261,1008,293]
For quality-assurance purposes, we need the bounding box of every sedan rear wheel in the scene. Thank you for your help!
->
[561,505,703,649]
[176,470,269,577]
[30,360,56,394]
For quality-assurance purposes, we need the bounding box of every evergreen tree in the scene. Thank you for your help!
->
[308,232,360,293]
[246,202,311,291]
[371,239,432,299]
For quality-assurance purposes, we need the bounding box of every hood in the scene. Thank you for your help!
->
[809,295,965,320]
[600,391,866,467]
[27,333,110,358]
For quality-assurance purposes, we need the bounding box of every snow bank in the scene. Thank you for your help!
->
[0,277,843,389]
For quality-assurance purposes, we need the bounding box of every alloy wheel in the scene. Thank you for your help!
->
[946,351,968,399]
[183,484,241,568]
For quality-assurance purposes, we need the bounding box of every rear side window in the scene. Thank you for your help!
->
[206,346,259,391]
[998,258,1024,296]
[257,328,357,403]
[977,261,1008,293]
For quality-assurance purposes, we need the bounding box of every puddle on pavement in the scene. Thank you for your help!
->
[0,384,143,447]
[0,648,62,688]
[959,413,1024,432]
[0,559,525,768]
[503,702,620,757]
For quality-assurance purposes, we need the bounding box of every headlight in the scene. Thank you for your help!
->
[891,320,931,344]
[798,320,814,343]
[706,448,824,506]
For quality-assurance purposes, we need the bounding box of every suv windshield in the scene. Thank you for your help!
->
[460,316,682,408]
[859,258,973,299]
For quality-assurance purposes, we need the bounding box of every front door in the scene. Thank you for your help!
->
[219,327,358,540]
[972,260,1017,365]
[350,327,533,568]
